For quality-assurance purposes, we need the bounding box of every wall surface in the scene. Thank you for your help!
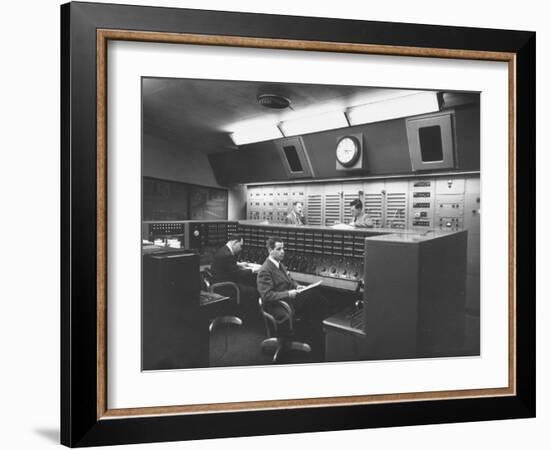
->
[143,133,246,218]
[143,133,220,187]
[0,1,546,450]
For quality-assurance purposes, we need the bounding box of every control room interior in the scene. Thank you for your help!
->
[141,77,481,370]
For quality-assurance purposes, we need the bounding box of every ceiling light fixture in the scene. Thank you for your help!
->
[229,91,440,146]
[229,120,283,146]
[346,92,440,126]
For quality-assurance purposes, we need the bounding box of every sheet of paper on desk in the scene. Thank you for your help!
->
[245,263,261,271]
[331,223,354,230]
[299,280,322,293]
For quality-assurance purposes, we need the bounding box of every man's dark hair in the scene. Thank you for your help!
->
[228,233,243,243]
[266,236,283,251]
[292,201,303,206]
[350,198,363,210]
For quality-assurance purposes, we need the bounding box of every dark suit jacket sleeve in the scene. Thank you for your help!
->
[257,268,291,303]
[212,248,250,283]
[221,252,241,279]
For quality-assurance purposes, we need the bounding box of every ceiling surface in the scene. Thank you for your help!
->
[142,77,423,154]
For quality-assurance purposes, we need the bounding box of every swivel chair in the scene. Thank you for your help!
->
[201,269,242,333]
[258,297,311,363]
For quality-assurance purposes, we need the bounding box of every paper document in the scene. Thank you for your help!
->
[239,262,261,272]
[331,223,353,230]
[298,280,322,293]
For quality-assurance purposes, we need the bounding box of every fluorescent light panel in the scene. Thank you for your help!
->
[347,92,440,126]
[280,111,348,137]
[229,122,283,146]
[229,92,439,145]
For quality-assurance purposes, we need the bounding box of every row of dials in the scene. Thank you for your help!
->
[240,248,363,281]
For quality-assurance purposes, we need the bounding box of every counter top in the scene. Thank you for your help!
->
[142,245,192,256]
[237,220,416,236]
[365,229,466,244]
[239,220,466,244]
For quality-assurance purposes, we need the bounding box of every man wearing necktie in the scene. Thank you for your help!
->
[284,201,306,225]
[257,236,329,358]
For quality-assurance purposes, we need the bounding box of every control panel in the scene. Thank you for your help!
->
[239,223,381,284]
[435,197,464,231]
[142,221,238,264]
[434,179,465,231]
[409,179,435,229]
[249,175,478,234]
[142,221,186,248]
[144,221,186,239]
[187,221,238,263]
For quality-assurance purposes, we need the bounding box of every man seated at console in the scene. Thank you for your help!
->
[211,234,259,314]
[256,236,330,359]
[284,201,306,225]
[349,198,374,228]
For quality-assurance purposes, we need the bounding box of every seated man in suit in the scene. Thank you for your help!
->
[256,236,329,358]
[210,234,259,314]
[284,201,306,225]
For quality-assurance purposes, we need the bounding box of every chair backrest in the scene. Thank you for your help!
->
[258,297,277,338]
[200,269,213,291]
[258,297,294,338]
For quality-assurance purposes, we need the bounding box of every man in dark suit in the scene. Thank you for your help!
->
[210,234,258,312]
[256,236,329,358]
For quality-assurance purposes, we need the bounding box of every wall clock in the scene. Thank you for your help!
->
[336,134,365,170]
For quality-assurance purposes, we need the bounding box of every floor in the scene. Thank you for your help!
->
[208,303,325,367]
[208,296,481,367]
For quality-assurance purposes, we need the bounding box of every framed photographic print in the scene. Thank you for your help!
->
[61,1,535,447]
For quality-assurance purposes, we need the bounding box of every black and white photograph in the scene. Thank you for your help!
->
[140,77,481,370]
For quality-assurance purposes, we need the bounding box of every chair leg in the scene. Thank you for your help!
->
[261,337,283,362]
[261,337,312,363]
[273,344,282,363]
[288,341,312,353]
[209,315,243,334]
[261,337,280,349]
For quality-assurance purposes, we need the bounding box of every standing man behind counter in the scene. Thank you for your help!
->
[210,234,259,311]
[349,198,374,228]
[284,201,306,225]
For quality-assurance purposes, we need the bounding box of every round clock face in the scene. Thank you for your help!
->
[336,136,360,167]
